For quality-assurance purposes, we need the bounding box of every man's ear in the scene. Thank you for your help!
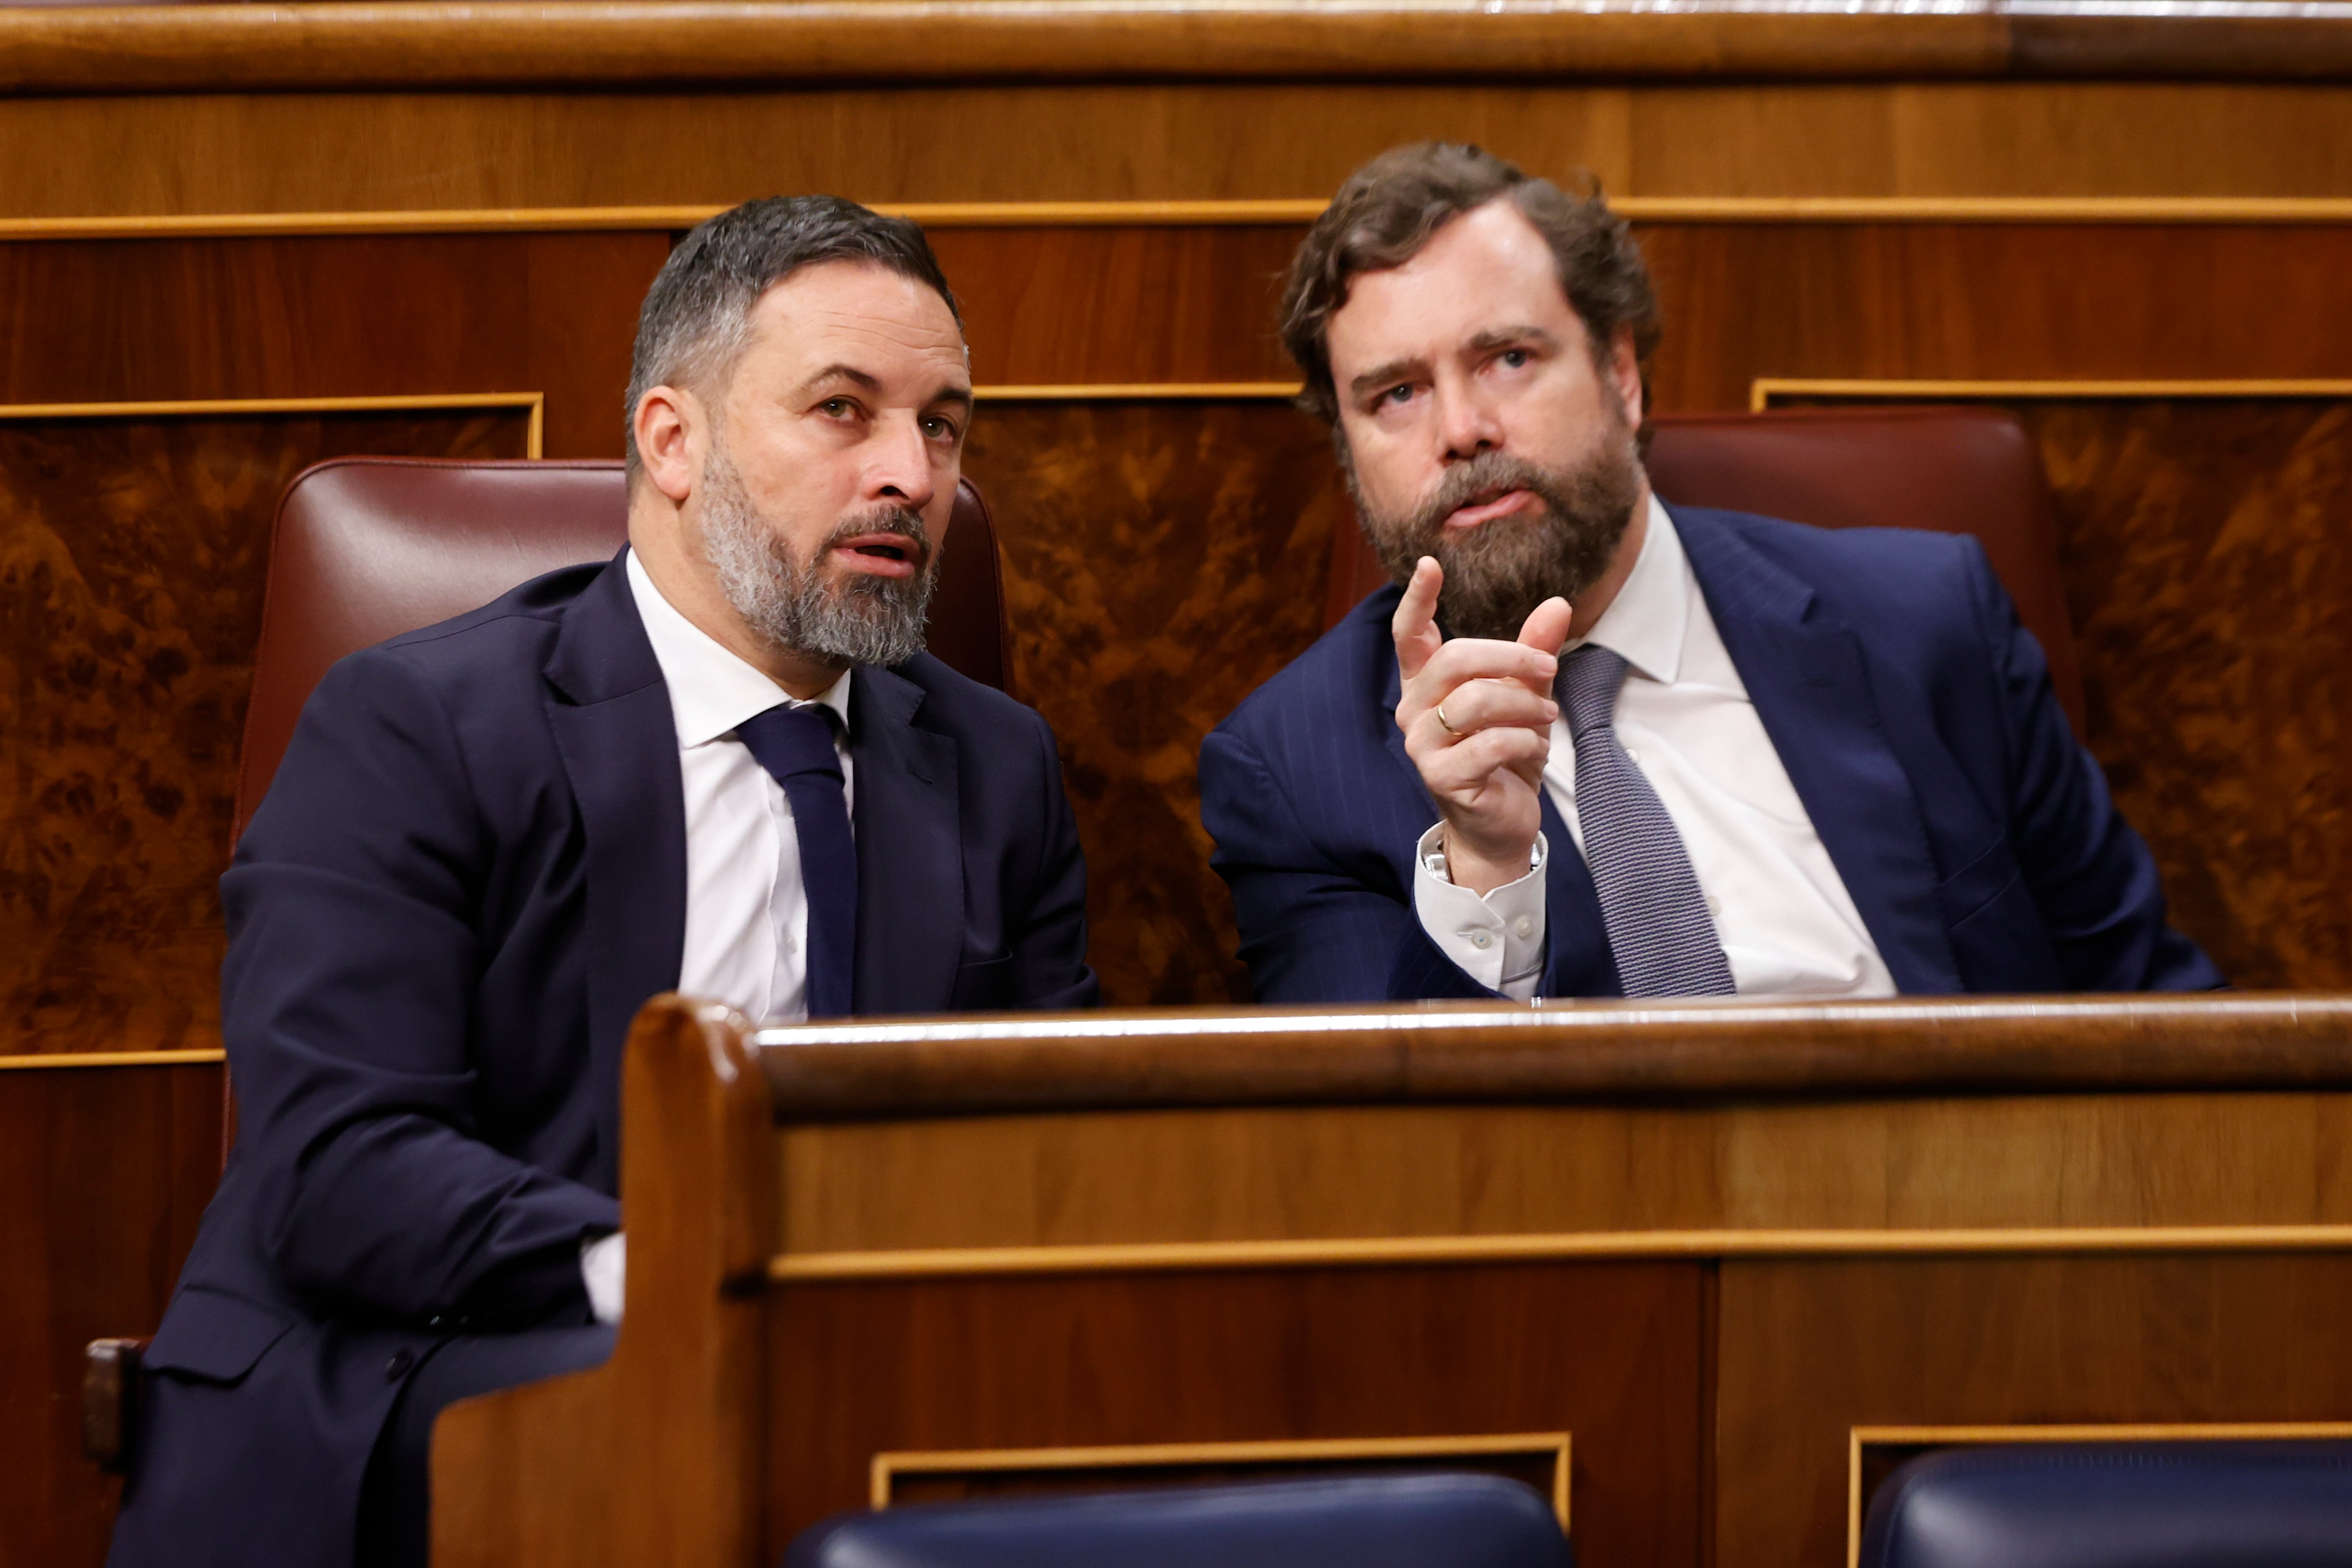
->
[633,384,702,504]
[1606,326,1644,431]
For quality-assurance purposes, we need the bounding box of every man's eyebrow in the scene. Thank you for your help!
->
[1466,324,1559,354]
[794,363,884,399]
[1348,356,1425,402]
[928,382,975,410]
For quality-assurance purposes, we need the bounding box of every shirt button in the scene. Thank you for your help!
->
[1625,747,1641,763]
[1469,931,1494,950]
[1512,916,1536,939]
[386,1348,415,1381]
[1704,895,1722,916]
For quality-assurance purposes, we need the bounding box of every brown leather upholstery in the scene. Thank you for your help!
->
[1321,405,2086,735]
[234,458,1010,842]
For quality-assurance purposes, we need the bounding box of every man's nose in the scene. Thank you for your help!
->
[1435,380,1504,462]
[865,415,939,511]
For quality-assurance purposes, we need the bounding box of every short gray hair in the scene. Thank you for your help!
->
[623,195,963,481]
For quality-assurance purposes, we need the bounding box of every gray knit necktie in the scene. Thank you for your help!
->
[1557,644,1736,997]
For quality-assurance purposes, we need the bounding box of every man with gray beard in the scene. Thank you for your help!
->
[1201,143,2218,1004]
[108,197,1097,1568]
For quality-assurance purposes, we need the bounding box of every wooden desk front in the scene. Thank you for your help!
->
[435,995,2352,1567]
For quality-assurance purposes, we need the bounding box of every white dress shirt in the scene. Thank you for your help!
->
[1414,496,1897,1002]
[585,551,855,1323]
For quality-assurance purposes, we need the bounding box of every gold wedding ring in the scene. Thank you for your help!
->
[1436,699,1462,736]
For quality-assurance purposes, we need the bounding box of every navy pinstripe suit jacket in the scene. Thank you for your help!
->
[1200,505,2222,1003]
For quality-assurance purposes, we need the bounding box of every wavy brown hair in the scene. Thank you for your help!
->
[1279,142,1660,432]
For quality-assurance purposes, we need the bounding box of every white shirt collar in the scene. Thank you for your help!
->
[1571,493,1686,686]
[624,548,853,749]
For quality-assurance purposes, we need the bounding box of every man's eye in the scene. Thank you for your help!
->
[820,398,856,417]
[1499,349,1530,368]
[922,415,961,440]
[1381,384,1414,408]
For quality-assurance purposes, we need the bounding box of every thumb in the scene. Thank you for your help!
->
[1518,596,1573,658]
[1392,556,1444,683]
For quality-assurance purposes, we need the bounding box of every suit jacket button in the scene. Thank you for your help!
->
[386,1348,415,1381]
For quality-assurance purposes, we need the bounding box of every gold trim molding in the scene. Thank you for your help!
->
[0,1049,226,1071]
[1845,1422,2352,1568]
[1753,376,2352,411]
[6,198,2352,245]
[872,1432,1574,1528]
[975,381,1298,401]
[771,1224,2352,1283]
[0,391,547,457]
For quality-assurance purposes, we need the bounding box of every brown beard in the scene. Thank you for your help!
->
[1351,414,1645,643]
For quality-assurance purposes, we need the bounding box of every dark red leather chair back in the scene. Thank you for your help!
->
[235,457,1011,841]
[1323,406,2086,735]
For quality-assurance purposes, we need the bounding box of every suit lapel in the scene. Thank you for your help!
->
[1380,640,1621,997]
[542,550,688,1190]
[849,665,964,1014]
[1675,507,1962,994]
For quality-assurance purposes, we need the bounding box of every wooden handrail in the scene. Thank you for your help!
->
[6,2,2352,96]
[753,994,2352,1121]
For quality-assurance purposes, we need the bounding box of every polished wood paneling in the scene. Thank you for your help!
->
[0,233,667,456]
[931,226,1301,388]
[964,399,1346,1004]
[1714,1253,2352,1568]
[769,1262,1702,1566]
[1771,392,2352,990]
[8,84,2352,224]
[775,1088,2352,1257]
[0,1061,222,1568]
[1639,223,2352,412]
[0,406,534,1056]
[757,995,2352,1120]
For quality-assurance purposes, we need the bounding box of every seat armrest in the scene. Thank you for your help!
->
[84,1337,149,1473]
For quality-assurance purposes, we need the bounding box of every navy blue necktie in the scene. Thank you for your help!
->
[734,702,857,1019]
[1557,644,1736,998]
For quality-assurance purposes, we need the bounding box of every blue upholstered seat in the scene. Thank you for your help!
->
[786,1473,1572,1568]
[1861,1442,2352,1568]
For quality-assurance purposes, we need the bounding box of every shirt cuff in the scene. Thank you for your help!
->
[1411,824,1548,1000]
[580,1232,626,1325]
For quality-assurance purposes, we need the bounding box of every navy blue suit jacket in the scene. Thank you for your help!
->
[1201,506,2221,1002]
[110,553,1097,1568]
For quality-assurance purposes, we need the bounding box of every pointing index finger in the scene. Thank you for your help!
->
[1392,556,1443,684]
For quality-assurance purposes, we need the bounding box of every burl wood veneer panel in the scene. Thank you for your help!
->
[769,1262,1703,1567]
[0,1061,223,1568]
[0,408,532,1054]
[2034,399,2352,989]
[963,400,1348,1004]
[1784,395,2352,990]
[1714,1253,2352,1568]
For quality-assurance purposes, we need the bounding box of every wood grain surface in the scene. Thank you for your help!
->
[1715,1253,2352,1568]
[964,400,1346,1005]
[774,1089,2352,1256]
[6,3,2352,96]
[0,1060,222,1568]
[8,85,2352,223]
[0,407,534,1057]
[768,1262,1703,1566]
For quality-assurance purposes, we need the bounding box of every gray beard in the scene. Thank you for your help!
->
[699,444,938,669]
[1353,416,1645,643]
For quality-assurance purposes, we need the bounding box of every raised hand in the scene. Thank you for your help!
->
[1393,556,1573,896]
